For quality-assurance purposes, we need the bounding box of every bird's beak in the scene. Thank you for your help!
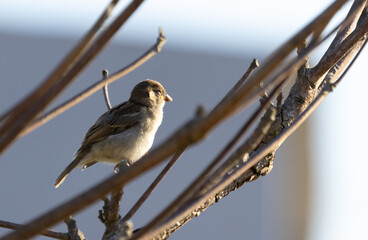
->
[164,94,173,102]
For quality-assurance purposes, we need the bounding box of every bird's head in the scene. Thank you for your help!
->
[130,79,172,108]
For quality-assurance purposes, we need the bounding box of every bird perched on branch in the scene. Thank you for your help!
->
[55,79,172,188]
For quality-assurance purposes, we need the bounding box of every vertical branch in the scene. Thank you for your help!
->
[102,69,112,110]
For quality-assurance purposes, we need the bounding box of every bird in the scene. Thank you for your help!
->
[54,79,172,188]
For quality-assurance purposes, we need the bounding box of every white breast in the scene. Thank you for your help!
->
[84,107,163,165]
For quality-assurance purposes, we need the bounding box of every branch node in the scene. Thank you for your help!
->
[155,27,167,52]
[64,216,85,240]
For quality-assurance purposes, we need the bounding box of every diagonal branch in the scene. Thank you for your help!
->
[310,0,368,86]
[0,0,120,125]
[0,0,145,155]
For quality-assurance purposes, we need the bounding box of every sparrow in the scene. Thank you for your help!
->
[54,79,172,188]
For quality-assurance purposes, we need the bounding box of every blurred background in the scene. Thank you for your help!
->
[0,1,367,239]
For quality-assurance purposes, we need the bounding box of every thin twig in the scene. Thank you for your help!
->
[0,220,68,240]
[0,0,144,155]
[217,58,259,106]
[102,69,112,110]
[0,3,349,239]
[122,148,187,221]
[19,28,166,137]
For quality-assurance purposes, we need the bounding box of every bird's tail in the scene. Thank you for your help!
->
[54,159,80,188]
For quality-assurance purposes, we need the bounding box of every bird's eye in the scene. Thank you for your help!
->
[153,89,162,94]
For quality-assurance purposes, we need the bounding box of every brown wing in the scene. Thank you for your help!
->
[82,101,142,146]
[74,101,143,162]
[55,100,147,188]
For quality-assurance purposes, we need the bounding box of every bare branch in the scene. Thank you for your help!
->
[19,29,166,137]
[0,0,144,155]
[0,0,120,125]
[0,220,68,240]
